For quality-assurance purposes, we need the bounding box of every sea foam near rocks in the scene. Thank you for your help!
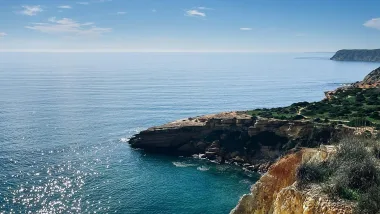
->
[172,162,196,167]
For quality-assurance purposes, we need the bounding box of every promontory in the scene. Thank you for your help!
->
[128,66,380,213]
[331,49,380,62]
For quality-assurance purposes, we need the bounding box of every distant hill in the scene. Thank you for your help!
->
[330,49,380,62]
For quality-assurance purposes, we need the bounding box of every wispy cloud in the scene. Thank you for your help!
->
[58,5,72,9]
[197,7,213,10]
[152,9,157,12]
[76,2,89,5]
[364,18,380,30]
[240,28,252,31]
[116,12,127,15]
[20,5,43,16]
[97,0,112,2]
[25,17,111,36]
[0,32,7,38]
[185,10,205,17]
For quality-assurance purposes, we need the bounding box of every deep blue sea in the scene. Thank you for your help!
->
[1,53,379,214]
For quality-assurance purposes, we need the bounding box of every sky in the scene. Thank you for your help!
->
[0,0,380,52]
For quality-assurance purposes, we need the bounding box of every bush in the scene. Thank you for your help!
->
[345,161,378,190]
[356,186,380,214]
[347,118,373,127]
[292,115,305,120]
[296,162,330,188]
[296,137,380,213]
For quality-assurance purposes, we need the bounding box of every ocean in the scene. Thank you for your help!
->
[0,52,379,214]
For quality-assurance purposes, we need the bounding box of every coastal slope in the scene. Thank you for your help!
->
[230,146,354,214]
[330,49,380,62]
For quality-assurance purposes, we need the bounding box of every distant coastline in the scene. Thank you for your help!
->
[331,49,380,62]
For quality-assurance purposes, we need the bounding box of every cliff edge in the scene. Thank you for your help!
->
[129,112,348,172]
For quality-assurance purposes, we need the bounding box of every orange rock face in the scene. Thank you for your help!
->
[231,148,353,214]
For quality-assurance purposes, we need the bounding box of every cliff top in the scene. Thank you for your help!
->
[147,111,253,131]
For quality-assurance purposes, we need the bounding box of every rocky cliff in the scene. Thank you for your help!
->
[231,147,354,214]
[352,66,380,88]
[129,112,351,172]
[324,66,380,100]
[128,67,380,214]
[330,49,380,62]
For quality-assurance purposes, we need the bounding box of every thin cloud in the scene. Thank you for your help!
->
[58,5,72,9]
[364,18,380,30]
[0,32,7,38]
[185,10,205,17]
[97,0,112,2]
[197,7,213,10]
[20,5,43,16]
[152,9,157,12]
[116,12,127,15]
[25,17,111,36]
[240,28,252,31]
[76,2,89,5]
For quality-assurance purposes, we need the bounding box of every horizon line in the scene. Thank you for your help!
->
[0,49,337,53]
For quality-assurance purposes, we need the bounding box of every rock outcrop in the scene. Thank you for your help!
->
[330,49,380,62]
[325,66,380,100]
[352,66,380,88]
[230,147,354,214]
[129,112,350,172]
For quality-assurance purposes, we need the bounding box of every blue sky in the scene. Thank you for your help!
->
[0,0,379,52]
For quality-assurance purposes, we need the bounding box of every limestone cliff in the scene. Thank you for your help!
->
[230,147,354,214]
[129,112,350,172]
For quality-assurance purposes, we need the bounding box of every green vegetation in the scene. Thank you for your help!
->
[296,137,380,214]
[246,87,380,128]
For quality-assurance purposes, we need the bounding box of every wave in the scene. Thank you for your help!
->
[197,166,210,171]
[172,162,196,167]
[239,179,252,184]
[119,137,130,143]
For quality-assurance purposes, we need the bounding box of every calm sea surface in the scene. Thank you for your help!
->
[0,53,379,214]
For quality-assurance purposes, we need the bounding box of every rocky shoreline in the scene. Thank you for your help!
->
[128,66,380,213]
[128,67,380,173]
[129,111,353,173]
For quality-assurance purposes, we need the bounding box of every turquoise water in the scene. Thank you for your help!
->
[0,53,379,214]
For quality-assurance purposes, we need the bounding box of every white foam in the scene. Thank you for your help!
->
[239,179,251,184]
[172,162,196,167]
[119,137,129,143]
[197,166,210,171]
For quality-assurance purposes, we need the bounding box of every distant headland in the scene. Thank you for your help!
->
[331,49,380,62]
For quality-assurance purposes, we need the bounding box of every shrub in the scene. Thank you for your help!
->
[345,161,378,190]
[296,162,330,188]
[355,186,380,214]
[292,115,305,120]
[296,137,380,213]
[347,118,372,127]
